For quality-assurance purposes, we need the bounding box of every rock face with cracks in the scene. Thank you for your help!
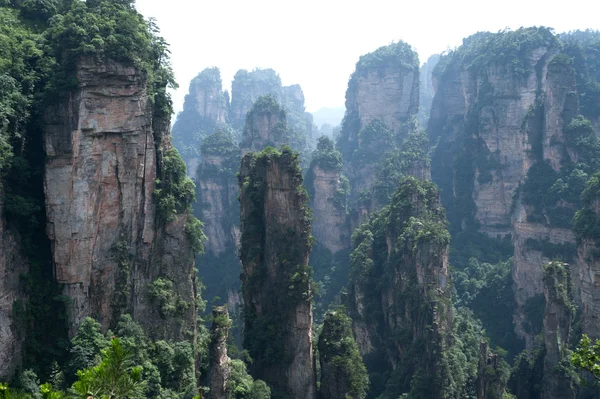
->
[43,57,198,341]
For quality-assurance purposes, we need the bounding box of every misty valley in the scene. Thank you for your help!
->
[1,1,600,399]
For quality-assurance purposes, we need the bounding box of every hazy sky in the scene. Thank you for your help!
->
[135,0,599,115]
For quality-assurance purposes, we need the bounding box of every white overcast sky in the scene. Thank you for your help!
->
[135,0,600,115]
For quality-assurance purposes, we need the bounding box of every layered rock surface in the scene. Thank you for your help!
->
[43,57,197,340]
[575,185,600,338]
[428,28,596,346]
[240,95,288,152]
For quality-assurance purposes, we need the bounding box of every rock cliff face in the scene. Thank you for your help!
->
[348,177,454,398]
[208,306,231,399]
[574,175,600,338]
[43,57,197,340]
[428,28,597,346]
[306,137,349,254]
[305,137,350,317]
[344,46,419,140]
[541,261,575,399]
[338,42,420,201]
[194,129,242,317]
[418,54,440,127]
[171,67,229,179]
[239,148,316,399]
[0,191,27,379]
[308,165,348,253]
[196,130,240,257]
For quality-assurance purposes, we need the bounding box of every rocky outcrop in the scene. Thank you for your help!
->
[344,44,419,140]
[348,177,454,398]
[230,69,283,131]
[541,261,575,399]
[574,175,600,338]
[318,310,368,399]
[240,95,287,152]
[306,137,349,254]
[309,165,348,253]
[337,41,421,214]
[208,306,231,399]
[194,129,242,320]
[475,342,507,399]
[0,191,27,379]
[239,147,316,399]
[427,28,593,346]
[171,67,229,179]
[43,57,197,341]
[196,130,240,257]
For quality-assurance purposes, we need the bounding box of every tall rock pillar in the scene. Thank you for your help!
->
[238,147,316,399]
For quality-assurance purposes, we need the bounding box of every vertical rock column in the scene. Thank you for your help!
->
[307,137,349,254]
[475,342,506,399]
[239,147,316,399]
[541,261,575,399]
[318,310,368,399]
[208,306,231,399]
[347,177,454,398]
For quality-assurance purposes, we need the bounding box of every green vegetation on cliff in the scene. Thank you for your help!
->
[348,177,486,398]
[573,171,600,242]
[318,309,368,399]
[238,146,313,373]
[354,41,419,72]
[241,95,307,154]
[0,0,204,382]
[561,30,600,118]
[434,27,560,80]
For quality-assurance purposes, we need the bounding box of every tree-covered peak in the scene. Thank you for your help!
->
[247,94,285,116]
[44,0,172,76]
[355,40,419,71]
[435,26,561,79]
[200,128,237,156]
[234,67,282,87]
[190,66,222,89]
[309,135,342,171]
